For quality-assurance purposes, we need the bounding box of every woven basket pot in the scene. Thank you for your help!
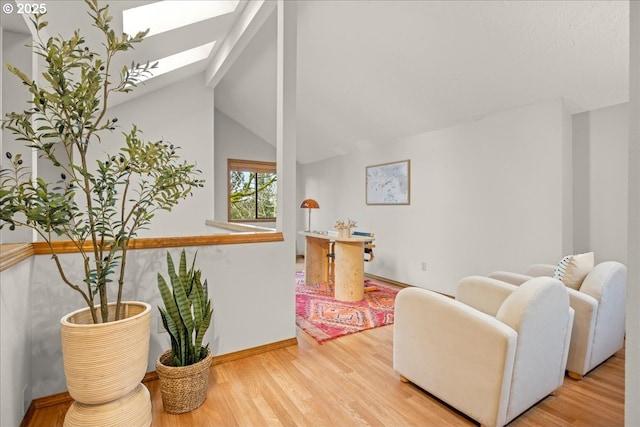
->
[60,301,151,405]
[156,349,213,414]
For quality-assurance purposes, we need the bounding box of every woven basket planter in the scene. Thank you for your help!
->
[60,301,152,427]
[156,349,213,414]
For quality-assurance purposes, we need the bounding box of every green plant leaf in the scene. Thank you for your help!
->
[157,250,212,366]
[168,250,194,334]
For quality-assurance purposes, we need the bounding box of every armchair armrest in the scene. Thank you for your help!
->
[394,287,517,427]
[565,288,598,375]
[456,276,517,317]
[488,271,532,286]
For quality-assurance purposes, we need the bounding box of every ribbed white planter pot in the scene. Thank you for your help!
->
[60,301,152,427]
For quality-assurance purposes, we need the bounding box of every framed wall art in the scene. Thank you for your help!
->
[366,159,410,205]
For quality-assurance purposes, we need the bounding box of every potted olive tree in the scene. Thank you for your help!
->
[0,1,203,425]
[156,249,213,414]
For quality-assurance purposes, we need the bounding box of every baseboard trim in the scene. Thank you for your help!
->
[20,337,298,425]
[211,337,298,365]
[365,273,411,289]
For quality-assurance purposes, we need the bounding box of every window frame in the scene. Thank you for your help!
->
[227,158,277,223]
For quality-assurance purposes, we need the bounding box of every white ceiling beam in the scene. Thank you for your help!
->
[205,0,276,89]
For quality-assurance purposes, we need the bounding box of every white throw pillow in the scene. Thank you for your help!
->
[553,252,594,290]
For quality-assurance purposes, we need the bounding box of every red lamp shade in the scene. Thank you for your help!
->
[300,199,319,209]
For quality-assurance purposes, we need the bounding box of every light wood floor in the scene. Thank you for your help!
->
[23,274,624,427]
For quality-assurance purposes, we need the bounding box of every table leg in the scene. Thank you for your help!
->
[334,240,364,301]
[305,236,329,285]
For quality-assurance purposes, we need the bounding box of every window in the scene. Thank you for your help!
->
[121,1,238,83]
[228,159,277,222]
[123,1,240,38]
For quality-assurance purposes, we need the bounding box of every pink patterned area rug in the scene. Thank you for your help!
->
[295,271,399,344]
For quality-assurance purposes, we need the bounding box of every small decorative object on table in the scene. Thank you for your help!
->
[156,249,213,414]
[335,218,357,238]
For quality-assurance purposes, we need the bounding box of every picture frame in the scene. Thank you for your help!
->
[366,160,410,205]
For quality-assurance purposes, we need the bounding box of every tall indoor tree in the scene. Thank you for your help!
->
[0,0,204,323]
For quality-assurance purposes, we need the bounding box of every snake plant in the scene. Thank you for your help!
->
[157,249,212,367]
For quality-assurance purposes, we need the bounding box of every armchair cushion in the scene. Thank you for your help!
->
[525,264,556,277]
[456,276,517,317]
[488,271,531,286]
[553,252,594,289]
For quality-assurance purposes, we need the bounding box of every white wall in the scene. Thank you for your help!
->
[573,103,629,265]
[299,99,572,295]
[572,112,591,253]
[28,239,295,398]
[0,257,33,426]
[97,74,215,238]
[214,109,277,225]
[627,3,640,422]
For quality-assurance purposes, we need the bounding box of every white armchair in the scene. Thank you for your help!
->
[489,261,626,379]
[393,276,573,427]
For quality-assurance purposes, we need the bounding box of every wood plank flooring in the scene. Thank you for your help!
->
[23,273,624,427]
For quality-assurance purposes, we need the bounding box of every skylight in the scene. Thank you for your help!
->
[134,41,216,83]
[123,1,240,38]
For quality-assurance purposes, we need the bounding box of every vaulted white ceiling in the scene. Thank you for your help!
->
[4,1,629,165]
[217,0,629,164]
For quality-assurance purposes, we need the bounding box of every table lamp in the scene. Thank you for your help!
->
[300,199,319,231]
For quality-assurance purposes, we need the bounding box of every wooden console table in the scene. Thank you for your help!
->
[300,232,374,301]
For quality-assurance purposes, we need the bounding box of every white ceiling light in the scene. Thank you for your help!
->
[134,41,216,83]
[123,1,240,37]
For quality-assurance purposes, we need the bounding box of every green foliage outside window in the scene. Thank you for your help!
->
[228,161,276,221]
